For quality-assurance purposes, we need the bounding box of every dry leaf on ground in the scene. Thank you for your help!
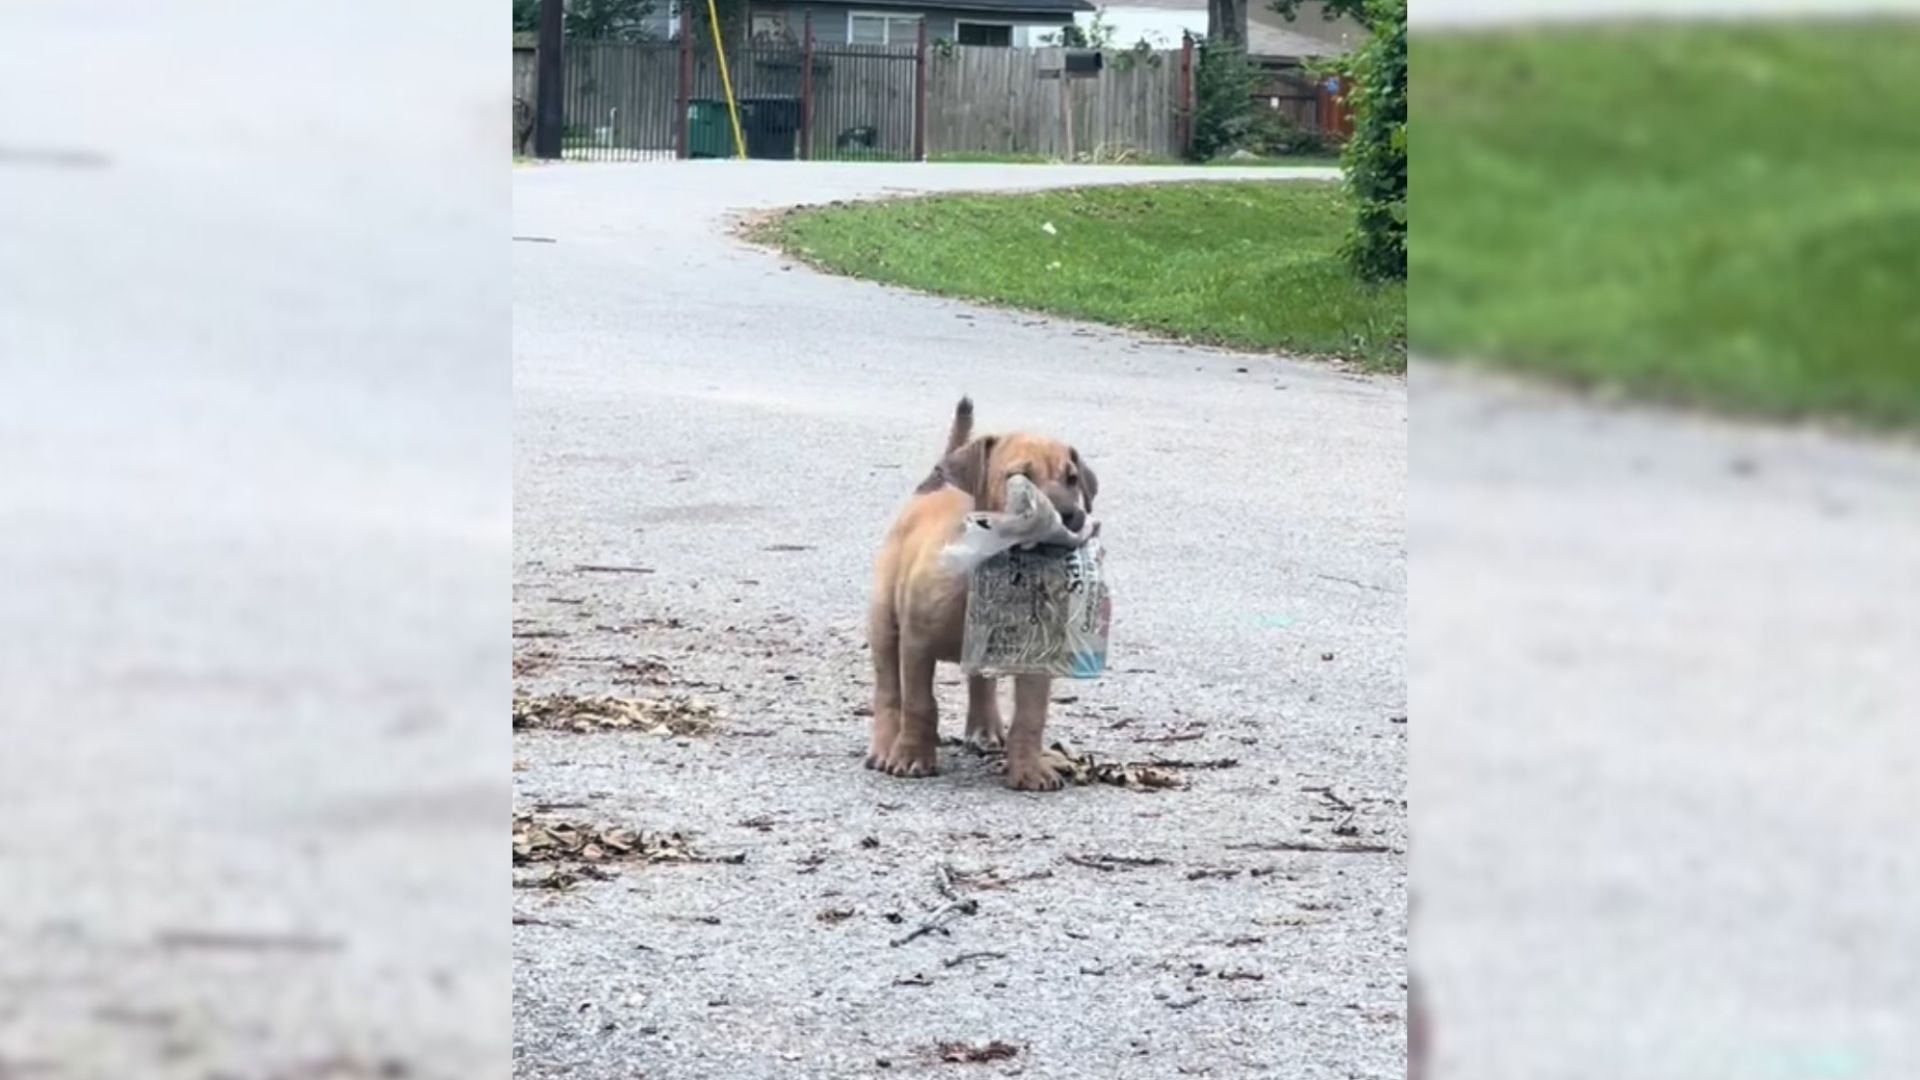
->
[512,691,720,736]
[1038,741,1186,790]
[935,1040,1021,1064]
[512,813,742,889]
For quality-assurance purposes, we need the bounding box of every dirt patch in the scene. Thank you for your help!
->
[513,691,721,736]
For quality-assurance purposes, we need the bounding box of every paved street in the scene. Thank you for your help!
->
[512,161,1405,1078]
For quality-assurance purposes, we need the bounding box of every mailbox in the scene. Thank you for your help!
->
[1063,49,1103,76]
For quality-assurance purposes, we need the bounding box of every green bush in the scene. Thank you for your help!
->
[1188,39,1259,162]
[1340,0,1406,280]
[1249,108,1335,157]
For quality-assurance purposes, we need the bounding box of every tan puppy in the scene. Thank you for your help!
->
[866,398,1098,791]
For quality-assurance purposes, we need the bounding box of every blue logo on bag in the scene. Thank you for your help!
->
[1069,650,1105,678]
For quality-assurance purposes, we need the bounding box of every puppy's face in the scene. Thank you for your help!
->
[941,433,1098,530]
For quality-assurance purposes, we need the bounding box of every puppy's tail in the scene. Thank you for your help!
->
[945,396,974,453]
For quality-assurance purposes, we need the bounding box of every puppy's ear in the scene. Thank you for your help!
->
[1071,447,1098,511]
[937,436,998,502]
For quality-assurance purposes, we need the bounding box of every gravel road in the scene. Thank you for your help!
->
[511,161,1406,1078]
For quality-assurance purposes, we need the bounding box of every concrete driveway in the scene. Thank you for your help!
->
[512,162,1404,1078]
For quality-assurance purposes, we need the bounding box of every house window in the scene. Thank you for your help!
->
[955,21,1013,46]
[848,11,922,45]
[750,6,790,40]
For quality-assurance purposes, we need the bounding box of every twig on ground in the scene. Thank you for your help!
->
[512,914,576,928]
[942,951,1008,968]
[1305,786,1356,813]
[1224,840,1395,855]
[889,897,978,947]
[891,865,980,946]
[1065,853,1168,872]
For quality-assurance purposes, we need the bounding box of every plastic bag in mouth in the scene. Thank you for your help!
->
[960,536,1109,679]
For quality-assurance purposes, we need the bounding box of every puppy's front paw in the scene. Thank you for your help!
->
[879,739,939,778]
[1005,756,1064,792]
[963,724,1005,754]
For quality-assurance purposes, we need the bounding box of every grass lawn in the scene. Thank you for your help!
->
[754,181,1406,371]
[929,151,1343,169]
[1416,21,1920,429]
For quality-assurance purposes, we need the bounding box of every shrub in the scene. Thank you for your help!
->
[1340,0,1406,280]
[1188,39,1259,162]
[1249,107,1335,157]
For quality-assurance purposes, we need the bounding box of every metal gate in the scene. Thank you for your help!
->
[547,23,924,163]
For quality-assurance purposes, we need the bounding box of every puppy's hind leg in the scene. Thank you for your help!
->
[964,676,1005,752]
[881,641,941,778]
[865,602,903,770]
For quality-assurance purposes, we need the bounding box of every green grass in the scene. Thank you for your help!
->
[754,180,1405,370]
[928,150,1341,169]
[1416,21,1920,429]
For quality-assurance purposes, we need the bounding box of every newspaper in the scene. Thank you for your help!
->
[959,537,1109,679]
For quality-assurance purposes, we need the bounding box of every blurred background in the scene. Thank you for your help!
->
[1411,1,1919,1078]
[0,2,508,1078]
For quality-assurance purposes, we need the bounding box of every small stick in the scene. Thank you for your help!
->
[943,951,1008,968]
[1133,731,1205,744]
[1315,787,1356,813]
[1225,840,1395,855]
[935,864,962,902]
[889,897,978,947]
[1065,854,1167,872]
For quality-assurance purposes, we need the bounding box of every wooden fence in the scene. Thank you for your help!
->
[924,46,1188,161]
[513,38,1342,161]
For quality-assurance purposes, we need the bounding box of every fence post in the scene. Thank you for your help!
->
[800,13,814,161]
[914,21,929,162]
[534,0,565,158]
[677,5,693,159]
[1178,33,1194,159]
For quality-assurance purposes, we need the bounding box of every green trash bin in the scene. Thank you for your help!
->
[687,98,734,159]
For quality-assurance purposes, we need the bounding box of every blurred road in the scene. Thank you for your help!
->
[1,2,508,1078]
[511,161,1405,1078]
[1412,363,1920,1079]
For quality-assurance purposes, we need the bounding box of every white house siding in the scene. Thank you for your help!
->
[759,3,1076,45]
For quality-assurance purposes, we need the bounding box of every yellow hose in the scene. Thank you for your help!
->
[703,0,747,159]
